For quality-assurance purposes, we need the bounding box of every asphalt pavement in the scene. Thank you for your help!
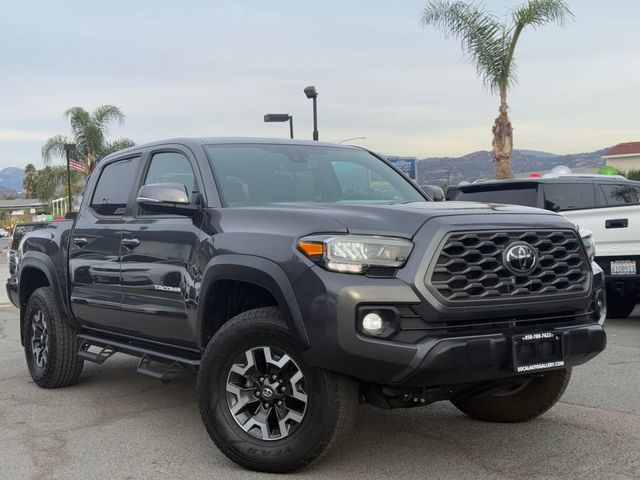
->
[1,290,639,479]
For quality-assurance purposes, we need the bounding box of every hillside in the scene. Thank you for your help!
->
[418,148,609,186]
[0,167,24,196]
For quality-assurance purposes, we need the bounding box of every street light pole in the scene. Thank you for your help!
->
[311,96,318,141]
[304,86,319,141]
[264,114,294,139]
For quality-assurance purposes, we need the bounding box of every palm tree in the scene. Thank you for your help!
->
[23,163,37,198]
[33,166,61,203]
[42,105,135,174]
[421,0,573,179]
[31,166,85,203]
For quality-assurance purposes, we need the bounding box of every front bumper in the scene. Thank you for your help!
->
[295,265,607,388]
[596,256,640,294]
[399,323,605,387]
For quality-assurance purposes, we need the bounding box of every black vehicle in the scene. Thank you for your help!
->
[8,139,606,473]
[448,175,640,318]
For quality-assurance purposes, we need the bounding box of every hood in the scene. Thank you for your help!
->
[221,201,568,239]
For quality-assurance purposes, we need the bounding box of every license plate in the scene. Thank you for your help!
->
[512,332,564,373]
[611,260,636,275]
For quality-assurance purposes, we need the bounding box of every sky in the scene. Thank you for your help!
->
[0,0,639,169]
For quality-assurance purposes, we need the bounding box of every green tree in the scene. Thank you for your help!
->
[33,166,61,203]
[421,0,573,179]
[41,105,135,174]
[23,163,38,198]
[31,166,83,203]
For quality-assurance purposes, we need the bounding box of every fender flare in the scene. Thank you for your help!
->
[18,252,75,326]
[197,254,310,350]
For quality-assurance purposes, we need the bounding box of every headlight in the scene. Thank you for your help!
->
[580,228,596,263]
[298,235,413,274]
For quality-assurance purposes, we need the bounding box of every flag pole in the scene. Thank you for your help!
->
[64,144,76,213]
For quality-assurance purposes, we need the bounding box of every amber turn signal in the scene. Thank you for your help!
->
[298,241,325,257]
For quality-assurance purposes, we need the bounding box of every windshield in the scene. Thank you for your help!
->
[206,144,426,207]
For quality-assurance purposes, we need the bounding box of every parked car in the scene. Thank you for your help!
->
[448,174,640,318]
[8,138,606,473]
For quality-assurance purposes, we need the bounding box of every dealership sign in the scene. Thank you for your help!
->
[386,156,417,181]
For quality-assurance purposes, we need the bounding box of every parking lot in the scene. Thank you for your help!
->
[0,277,638,480]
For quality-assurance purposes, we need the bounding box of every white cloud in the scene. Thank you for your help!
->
[0,129,54,142]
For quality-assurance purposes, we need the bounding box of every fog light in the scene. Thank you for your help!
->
[362,312,384,335]
[594,291,605,318]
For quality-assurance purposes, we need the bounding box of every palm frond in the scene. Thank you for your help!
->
[421,1,509,93]
[503,0,573,92]
[41,134,70,165]
[64,107,91,136]
[511,0,573,29]
[101,137,136,159]
[92,105,125,133]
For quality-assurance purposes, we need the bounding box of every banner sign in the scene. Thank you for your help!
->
[387,156,417,181]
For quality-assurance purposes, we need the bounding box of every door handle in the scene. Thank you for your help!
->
[73,237,88,247]
[121,238,140,249]
[605,218,628,229]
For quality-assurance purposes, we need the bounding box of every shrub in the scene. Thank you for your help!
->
[625,169,640,181]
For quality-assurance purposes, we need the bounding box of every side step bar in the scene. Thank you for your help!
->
[137,355,185,383]
[77,333,200,382]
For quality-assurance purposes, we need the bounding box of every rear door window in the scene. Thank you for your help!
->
[543,183,596,211]
[600,184,640,206]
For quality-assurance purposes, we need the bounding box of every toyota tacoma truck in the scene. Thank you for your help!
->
[448,174,640,318]
[8,138,606,473]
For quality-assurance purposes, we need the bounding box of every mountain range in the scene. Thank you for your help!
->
[0,147,611,198]
[418,147,609,186]
[0,167,26,198]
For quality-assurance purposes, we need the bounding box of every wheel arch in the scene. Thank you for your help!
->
[18,252,75,346]
[198,255,310,351]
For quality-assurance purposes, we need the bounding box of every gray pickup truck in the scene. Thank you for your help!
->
[8,138,606,473]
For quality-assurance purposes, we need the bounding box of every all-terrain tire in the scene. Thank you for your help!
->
[451,369,571,423]
[24,287,84,388]
[197,307,359,473]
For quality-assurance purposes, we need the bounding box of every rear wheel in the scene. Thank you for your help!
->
[606,291,637,319]
[451,369,571,423]
[24,287,84,388]
[197,307,358,473]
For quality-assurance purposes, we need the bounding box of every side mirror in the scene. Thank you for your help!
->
[136,183,199,216]
[419,184,445,201]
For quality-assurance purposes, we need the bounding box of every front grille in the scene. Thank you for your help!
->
[429,230,590,303]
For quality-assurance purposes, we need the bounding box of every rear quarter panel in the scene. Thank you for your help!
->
[11,221,74,315]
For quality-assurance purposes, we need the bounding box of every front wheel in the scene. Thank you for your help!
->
[451,369,571,423]
[24,287,84,388]
[197,307,358,473]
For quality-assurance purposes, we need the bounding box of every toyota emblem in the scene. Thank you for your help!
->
[504,243,538,274]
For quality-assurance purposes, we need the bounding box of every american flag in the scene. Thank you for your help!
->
[68,159,87,173]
